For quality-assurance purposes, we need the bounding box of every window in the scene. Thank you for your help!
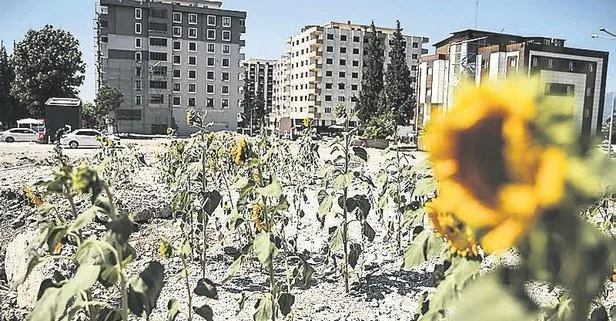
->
[188,28,197,39]
[222,85,229,94]
[327,34,334,40]
[325,83,332,89]
[338,83,345,90]
[173,41,181,51]
[207,71,215,80]
[222,72,229,81]
[150,94,164,104]
[412,53,418,59]
[222,30,231,41]
[239,19,245,26]
[352,72,358,79]
[548,59,553,68]
[101,36,108,43]
[188,13,197,25]
[100,20,108,28]
[326,70,333,77]
[188,56,196,65]
[188,97,196,107]
[589,63,594,72]
[326,58,333,65]
[207,57,215,67]
[341,35,347,41]
[188,70,196,79]
[150,8,167,19]
[173,70,180,78]
[207,43,215,53]
[173,55,181,65]
[352,60,359,67]
[586,87,593,97]
[326,46,333,52]
[185,42,195,52]
[100,6,108,14]
[568,61,574,70]
[150,38,167,46]
[173,26,182,37]
[339,71,346,78]
[135,95,142,106]
[340,47,347,54]
[135,37,142,48]
[340,59,346,66]
[152,66,167,77]
[172,96,181,106]
[135,52,142,62]
[325,95,332,101]
[222,44,230,54]
[206,84,215,94]
[150,81,167,89]
[351,84,358,91]
[173,12,182,23]
[149,22,167,32]
[135,67,142,77]
[412,42,419,48]
[222,98,229,108]
[207,15,216,26]
[338,96,346,102]
[206,98,214,108]
[173,83,181,92]
[188,83,196,93]
[135,80,142,91]
[149,52,167,61]
[352,48,360,55]
[545,83,575,96]
[222,16,231,27]
[532,57,538,67]
[222,58,230,68]
[350,96,358,102]
[135,8,142,19]
[116,109,142,121]
[207,29,216,40]
[353,36,360,42]
[135,23,142,34]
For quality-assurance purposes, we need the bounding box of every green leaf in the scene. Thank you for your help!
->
[328,226,344,252]
[349,194,371,220]
[414,177,437,197]
[69,205,101,233]
[234,177,250,189]
[362,222,376,242]
[166,299,180,321]
[13,250,42,289]
[194,278,218,299]
[193,304,214,321]
[253,294,274,321]
[254,233,275,267]
[223,254,245,283]
[318,194,333,218]
[403,230,447,269]
[128,261,165,318]
[278,293,295,316]
[256,177,282,198]
[186,161,202,177]
[590,305,608,321]
[27,264,101,321]
[403,208,426,228]
[352,146,368,162]
[295,259,314,288]
[333,172,354,190]
[348,243,363,269]
[200,190,222,215]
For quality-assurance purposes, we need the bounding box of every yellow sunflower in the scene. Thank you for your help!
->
[251,203,267,232]
[423,78,568,253]
[230,137,248,165]
[426,201,479,257]
[23,186,43,206]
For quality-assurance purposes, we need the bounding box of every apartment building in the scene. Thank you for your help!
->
[95,0,246,135]
[418,29,609,137]
[241,59,275,129]
[272,21,428,134]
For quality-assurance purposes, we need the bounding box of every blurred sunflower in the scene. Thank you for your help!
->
[230,137,248,165]
[423,78,568,253]
[252,203,267,232]
[23,186,43,206]
[426,201,479,257]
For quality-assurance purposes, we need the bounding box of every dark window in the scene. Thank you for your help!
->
[412,53,418,59]
[188,70,196,79]
[350,96,358,102]
[149,22,168,32]
[325,95,332,101]
[173,69,180,78]
[327,34,334,40]
[100,20,108,28]
[338,83,345,90]
[188,97,196,107]
[150,81,167,89]
[412,42,419,48]
[189,42,196,51]
[325,83,332,89]
[340,59,346,66]
[352,72,358,79]
[351,84,358,90]
[149,52,167,61]
[188,56,196,65]
[340,35,347,41]
[352,60,359,67]
[340,47,347,53]
[222,58,230,67]
[338,96,345,102]
[173,96,181,106]
[353,36,360,42]
[545,83,575,96]
[173,55,180,64]
[152,66,167,77]
[150,38,167,46]
[326,46,333,52]
[173,41,181,50]
[116,109,142,121]
[352,48,360,55]
[150,8,167,19]
[206,98,214,107]
[150,94,164,104]
[207,71,214,80]
[326,58,333,64]
[339,71,346,77]
[326,70,333,77]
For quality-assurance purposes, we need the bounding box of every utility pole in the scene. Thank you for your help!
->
[475,0,479,29]
[590,27,616,157]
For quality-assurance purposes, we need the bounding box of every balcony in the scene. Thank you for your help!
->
[310,63,323,71]
[308,72,322,83]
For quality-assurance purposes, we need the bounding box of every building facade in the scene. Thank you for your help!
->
[241,59,275,130]
[95,0,246,135]
[418,29,609,137]
[271,21,428,133]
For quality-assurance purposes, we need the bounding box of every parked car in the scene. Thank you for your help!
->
[0,128,40,143]
[60,129,120,149]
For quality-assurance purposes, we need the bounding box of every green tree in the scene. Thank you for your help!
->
[81,101,103,129]
[95,86,124,126]
[11,25,85,117]
[252,90,266,131]
[384,20,414,126]
[0,41,21,127]
[357,21,385,124]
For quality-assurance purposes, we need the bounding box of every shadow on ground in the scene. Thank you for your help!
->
[350,269,434,301]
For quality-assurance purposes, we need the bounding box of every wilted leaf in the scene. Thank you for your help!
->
[333,172,354,190]
[69,205,101,233]
[362,222,376,242]
[253,295,274,321]
[194,278,218,299]
[199,190,222,215]
[348,243,363,269]
[128,261,165,318]
[193,304,214,321]
[166,299,179,321]
[254,233,275,267]
[403,230,446,269]
[352,146,368,162]
[278,293,295,316]
[414,177,437,197]
[328,226,344,252]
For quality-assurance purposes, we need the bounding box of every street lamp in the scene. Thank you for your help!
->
[591,27,615,157]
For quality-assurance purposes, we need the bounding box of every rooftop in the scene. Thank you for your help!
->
[45,98,82,107]
[154,0,222,8]
[433,29,565,48]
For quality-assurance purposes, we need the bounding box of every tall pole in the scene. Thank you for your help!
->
[609,91,615,157]
[475,0,479,29]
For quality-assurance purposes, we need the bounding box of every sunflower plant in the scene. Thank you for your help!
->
[411,78,616,321]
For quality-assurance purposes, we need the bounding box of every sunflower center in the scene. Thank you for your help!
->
[455,115,509,205]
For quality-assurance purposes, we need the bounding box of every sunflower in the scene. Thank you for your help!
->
[252,203,267,232]
[230,137,247,165]
[426,201,479,257]
[23,186,43,206]
[303,117,311,128]
[423,78,568,253]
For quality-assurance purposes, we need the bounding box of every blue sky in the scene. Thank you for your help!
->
[1,0,616,104]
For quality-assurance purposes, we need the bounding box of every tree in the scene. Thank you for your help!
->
[252,90,266,131]
[11,25,85,117]
[357,21,385,124]
[0,41,21,127]
[384,20,414,126]
[94,86,123,125]
[81,101,103,129]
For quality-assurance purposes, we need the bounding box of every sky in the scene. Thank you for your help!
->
[1,0,616,107]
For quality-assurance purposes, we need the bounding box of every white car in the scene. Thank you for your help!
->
[0,128,40,143]
[60,129,120,149]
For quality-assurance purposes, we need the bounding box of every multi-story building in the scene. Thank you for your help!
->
[272,21,428,134]
[241,59,275,129]
[95,0,246,135]
[418,29,609,138]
